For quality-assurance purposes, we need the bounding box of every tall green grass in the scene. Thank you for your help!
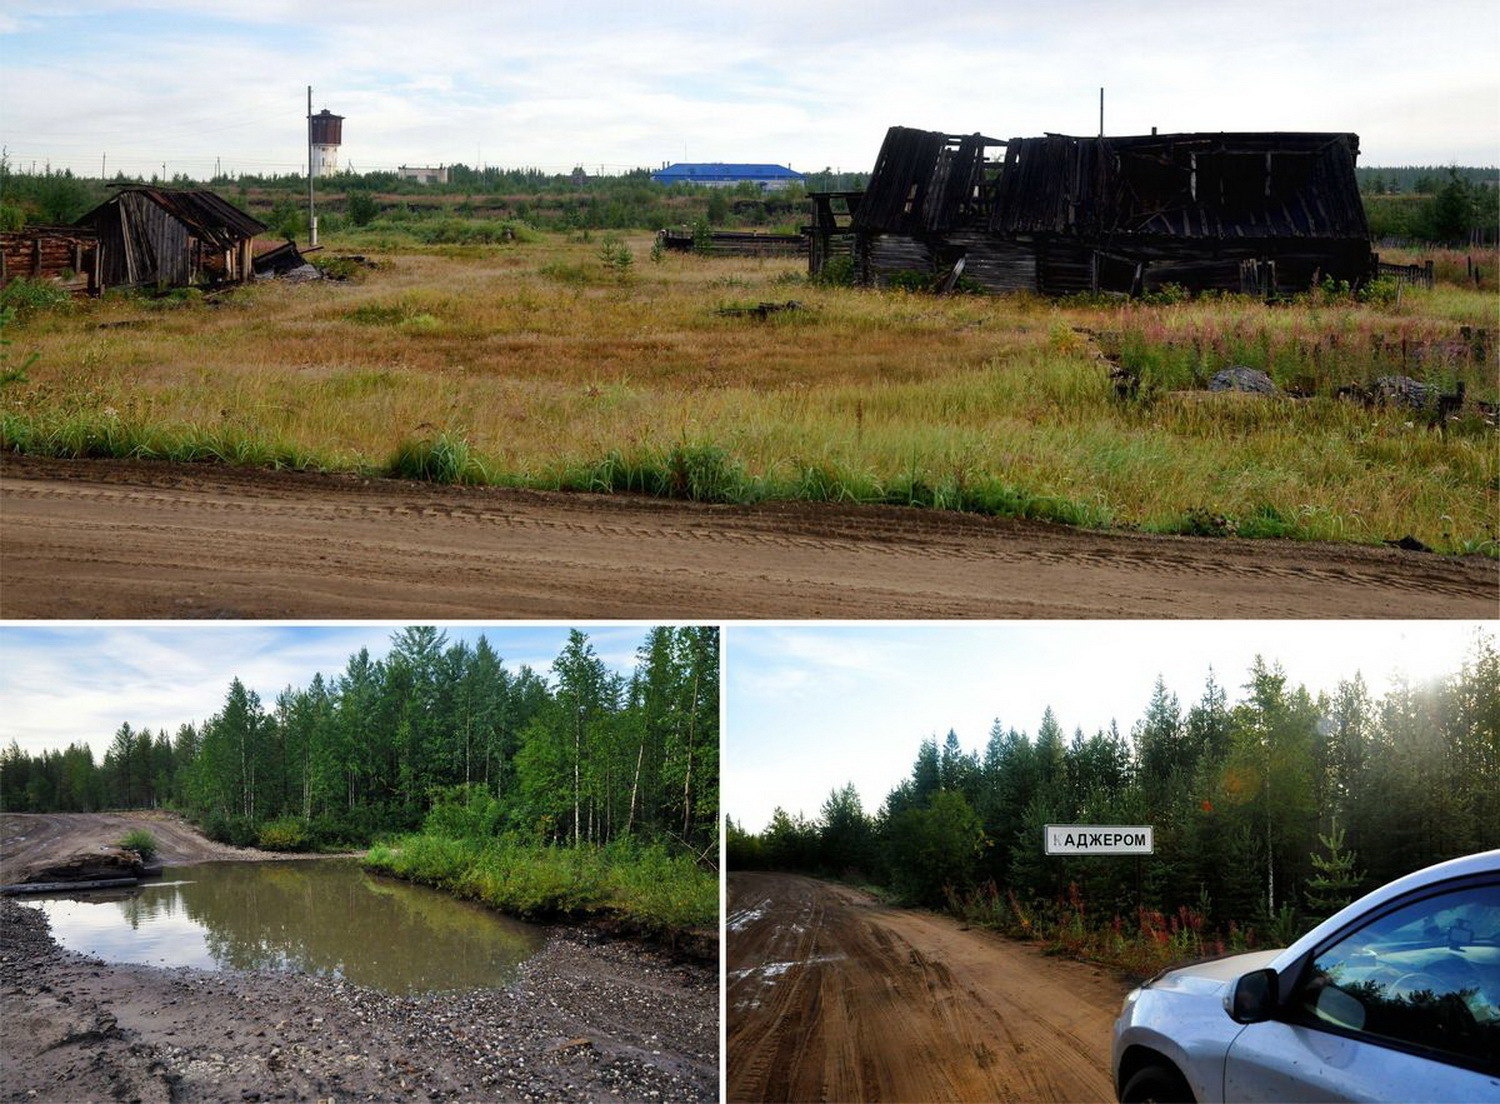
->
[363,833,717,934]
[5,409,1492,553]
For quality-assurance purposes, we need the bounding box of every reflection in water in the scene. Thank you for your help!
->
[20,858,545,994]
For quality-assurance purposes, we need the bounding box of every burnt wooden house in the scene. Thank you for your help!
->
[809,126,1374,295]
[74,186,266,289]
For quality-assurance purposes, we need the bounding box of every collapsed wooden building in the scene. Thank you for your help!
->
[808,126,1375,296]
[73,186,267,289]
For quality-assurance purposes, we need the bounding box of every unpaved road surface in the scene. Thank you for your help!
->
[1,811,288,884]
[4,456,1493,618]
[727,871,1128,1103]
[2,898,716,1103]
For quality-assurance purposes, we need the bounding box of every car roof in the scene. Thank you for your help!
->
[1272,849,1500,970]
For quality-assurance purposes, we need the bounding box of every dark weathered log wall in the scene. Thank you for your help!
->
[0,229,99,292]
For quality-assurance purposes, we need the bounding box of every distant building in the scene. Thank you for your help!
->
[651,163,804,191]
[309,109,343,178]
[397,164,449,185]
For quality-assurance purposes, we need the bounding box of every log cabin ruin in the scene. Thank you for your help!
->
[808,126,1375,296]
[0,227,102,294]
[71,186,267,289]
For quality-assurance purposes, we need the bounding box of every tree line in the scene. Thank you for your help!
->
[729,635,1498,934]
[1,626,719,853]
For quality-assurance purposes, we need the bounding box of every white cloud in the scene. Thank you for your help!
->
[2,1,1494,177]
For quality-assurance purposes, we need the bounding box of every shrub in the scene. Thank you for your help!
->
[117,828,158,861]
[0,277,71,318]
[257,817,310,851]
[200,812,259,848]
[814,255,856,287]
[346,189,379,227]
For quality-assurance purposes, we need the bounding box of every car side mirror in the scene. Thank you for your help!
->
[1225,967,1278,1024]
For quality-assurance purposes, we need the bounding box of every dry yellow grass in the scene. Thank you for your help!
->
[4,233,1496,551]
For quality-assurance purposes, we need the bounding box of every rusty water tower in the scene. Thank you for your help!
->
[308,107,343,178]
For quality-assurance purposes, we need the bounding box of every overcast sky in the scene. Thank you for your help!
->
[2,1,1496,180]
[726,621,1494,833]
[0,623,654,760]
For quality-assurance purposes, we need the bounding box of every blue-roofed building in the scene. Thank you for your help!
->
[650,163,804,191]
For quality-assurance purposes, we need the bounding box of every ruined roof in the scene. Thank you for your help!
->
[991,131,1368,240]
[77,187,267,248]
[852,127,1003,235]
[850,126,1368,242]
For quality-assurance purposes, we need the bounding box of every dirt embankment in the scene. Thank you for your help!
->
[727,871,1128,1103]
[2,899,717,1103]
[1,812,289,885]
[4,455,1494,619]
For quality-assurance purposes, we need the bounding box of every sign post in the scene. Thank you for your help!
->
[1044,824,1154,855]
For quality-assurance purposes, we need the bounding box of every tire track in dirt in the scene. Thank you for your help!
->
[2,456,1493,618]
[727,872,1127,1103]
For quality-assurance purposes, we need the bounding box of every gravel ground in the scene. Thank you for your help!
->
[1,899,718,1103]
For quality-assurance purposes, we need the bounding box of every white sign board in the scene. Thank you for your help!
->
[1045,824,1154,855]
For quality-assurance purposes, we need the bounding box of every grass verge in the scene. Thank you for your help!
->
[363,833,718,949]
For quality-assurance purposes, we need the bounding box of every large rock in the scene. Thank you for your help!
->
[16,847,144,885]
[1208,366,1277,395]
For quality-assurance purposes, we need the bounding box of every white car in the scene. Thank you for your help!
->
[1112,849,1500,1102]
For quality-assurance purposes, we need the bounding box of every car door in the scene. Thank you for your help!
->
[1223,880,1500,1103]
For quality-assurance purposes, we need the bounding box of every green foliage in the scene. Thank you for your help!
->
[266,198,307,241]
[0,203,23,231]
[345,189,379,227]
[0,277,71,318]
[886,790,984,905]
[116,828,158,861]
[1306,820,1363,916]
[705,189,730,224]
[385,433,484,484]
[597,233,634,275]
[881,269,932,293]
[257,817,310,851]
[423,786,507,839]
[691,217,712,254]
[364,834,716,932]
[1426,169,1481,243]
[813,255,857,287]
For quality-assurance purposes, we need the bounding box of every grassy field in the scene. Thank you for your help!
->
[2,231,1496,552]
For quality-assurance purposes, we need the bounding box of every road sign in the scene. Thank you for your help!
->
[1045,824,1154,855]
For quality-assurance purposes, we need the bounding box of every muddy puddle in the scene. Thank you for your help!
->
[17,857,544,994]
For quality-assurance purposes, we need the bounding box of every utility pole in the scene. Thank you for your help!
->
[307,85,317,247]
[1099,87,1104,138]
[101,153,106,180]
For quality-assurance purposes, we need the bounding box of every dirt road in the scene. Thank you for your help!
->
[727,872,1127,1103]
[3,456,1493,618]
[0,811,287,884]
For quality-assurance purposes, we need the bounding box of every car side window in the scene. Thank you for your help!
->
[1292,883,1500,1069]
